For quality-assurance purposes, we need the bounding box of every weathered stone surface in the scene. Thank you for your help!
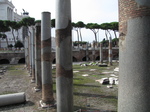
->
[118,0,150,112]
[40,12,54,107]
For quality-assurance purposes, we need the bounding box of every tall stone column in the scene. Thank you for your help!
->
[92,43,95,62]
[29,33,32,77]
[34,22,42,91]
[118,0,150,112]
[100,43,103,63]
[86,43,89,61]
[24,37,28,68]
[40,12,54,107]
[27,37,30,73]
[108,38,112,66]
[56,0,73,111]
[31,27,35,82]
[28,36,31,75]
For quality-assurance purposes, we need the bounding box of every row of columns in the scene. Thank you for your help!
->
[25,0,73,110]
[24,0,150,111]
[85,42,112,64]
[25,12,54,107]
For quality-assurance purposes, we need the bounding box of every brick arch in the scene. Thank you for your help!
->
[0,59,10,64]
[52,58,56,64]
[18,58,25,64]
[82,56,90,61]
[96,56,100,61]
[73,56,77,62]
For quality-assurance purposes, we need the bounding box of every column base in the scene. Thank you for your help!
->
[33,87,41,92]
[39,100,56,108]
[28,72,32,77]
[108,63,113,66]
[31,79,35,83]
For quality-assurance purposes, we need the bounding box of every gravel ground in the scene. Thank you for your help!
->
[0,65,56,112]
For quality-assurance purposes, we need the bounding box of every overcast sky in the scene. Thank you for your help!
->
[12,0,119,42]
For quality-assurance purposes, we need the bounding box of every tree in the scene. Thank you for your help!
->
[109,22,118,38]
[101,38,109,47]
[85,23,101,44]
[51,19,55,28]
[100,23,111,40]
[11,21,22,42]
[100,23,113,65]
[72,21,85,46]
[14,40,24,48]
[0,20,10,47]
[3,20,22,44]
[112,37,119,47]
[20,17,35,43]
[20,17,35,35]
[8,44,13,48]
[72,22,80,47]
[76,21,85,42]
[20,17,35,27]
[35,20,41,24]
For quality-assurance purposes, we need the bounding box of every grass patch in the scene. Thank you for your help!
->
[7,64,27,76]
[0,91,17,95]
[72,63,118,111]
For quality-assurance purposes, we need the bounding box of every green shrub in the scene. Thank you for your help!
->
[8,44,13,48]
[14,40,24,48]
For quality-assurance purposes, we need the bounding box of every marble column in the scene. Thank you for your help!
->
[40,12,54,107]
[118,0,150,112]
[56,0,73,111]
[34,23,42,91]
[28,35,31,75]
[24,36,29,70]
[92,43,95,62]
[29,33,32,76]
[31,27,35,82]
[108,38,112,66]
[86,43,89,61]
[100,43,103,63]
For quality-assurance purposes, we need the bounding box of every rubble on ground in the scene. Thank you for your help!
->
[95,67,119,88]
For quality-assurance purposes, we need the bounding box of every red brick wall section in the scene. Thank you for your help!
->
[119,0,150,36]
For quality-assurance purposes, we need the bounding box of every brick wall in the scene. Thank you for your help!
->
[119,0,150,36]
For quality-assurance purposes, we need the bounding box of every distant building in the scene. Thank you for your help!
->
[0,0,29,48]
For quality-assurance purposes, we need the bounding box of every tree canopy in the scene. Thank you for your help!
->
[0,17,119,48]
[86,23,101,44]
